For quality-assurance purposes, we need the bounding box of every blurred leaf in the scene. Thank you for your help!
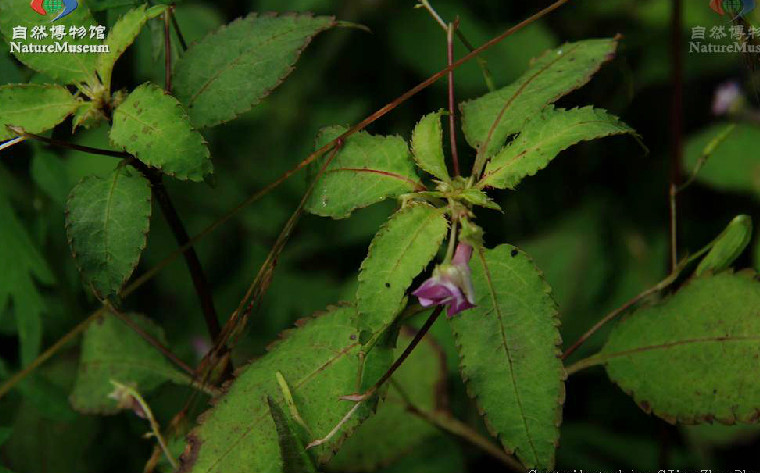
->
[173,12,335,128]
[179,303,392,472]
[65,165,151,299]
[329,329,445,471]
[357,204,448,343]
[0,44,23,85]
[461,37,619,157]
[448,245,564,469]
[480,106,635,189]
[267,398,318,473]
[374,434,465,473]
[30,148,71,205]
[696,215,752,276]
[69,310,189,414]
[602,271,760,423]
[110,83,213,181]
[411,110,450,182]
[305,126,422,219]
[0,84,79,140]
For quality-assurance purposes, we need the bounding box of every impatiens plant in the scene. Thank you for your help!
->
[0,0,759,472]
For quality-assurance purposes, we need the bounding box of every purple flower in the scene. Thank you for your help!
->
[712,80,742,116]
[413,243,476,317]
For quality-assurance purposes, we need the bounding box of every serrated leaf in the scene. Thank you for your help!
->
[69,310,189,414]
[461,38,619,157]
[601,272,760,424]
[306,126,422,219]
[696,215,752,276]
[357,204,448,342]
[0,84,79,141]
[178,303,392,473]
[173,12,335,128]
[0,0,100,84]
[480,106,635,189]
[65,165,151,299]
[448,244,565,469]
[411,111,450,182]
[97,4,168,91]
[110,83,213,181]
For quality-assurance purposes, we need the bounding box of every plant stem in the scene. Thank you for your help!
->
[669,0,683,273]
[677,123,736,193]
[8,129,130,159]
[169,4,188,52]
[164,10,172,93]
[447,20,461,176]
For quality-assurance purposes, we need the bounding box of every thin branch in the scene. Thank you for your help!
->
[169,4,188,52]
[8,128,130,159]
[447,20,461,176]
[669,0,684,273]
[0,136,26,152]
[677,123,736,193]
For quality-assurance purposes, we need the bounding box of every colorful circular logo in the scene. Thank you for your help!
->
[710,0,756,17]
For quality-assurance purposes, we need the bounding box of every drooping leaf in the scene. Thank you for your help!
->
[411,110,450,182]
[69,310,188,414]
[696,215,752,276]
[480,107,636,189]
[267,398,318,473]
[448,244,565,469]
[460,37,619,157]
[97,4,168,91]
[0,0,101,84]
[173,12,335,128]
[178,303,392,473]
[305,126,422,219]
[602,272,760,424]
[357,204,448,342]
[329,328,445,471]
[0,84,79,141]
[110,83,213,181]
[0,198,54,366]
[65,165,151,300]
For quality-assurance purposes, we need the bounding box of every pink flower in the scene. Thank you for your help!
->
[712,80,742,116]
[412,243,476,317]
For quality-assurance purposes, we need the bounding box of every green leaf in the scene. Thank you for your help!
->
[110,83,213,181]
[179,303,392,472]
[411,111,450,182]
[0,84,79,141]
[329,328,445,471]
[173,12,335,128]
[65,165,151,300]
[69,310,188,414]
[461,37,619,157]
[480,107,635,189]
[602,272,760,424]
[696,215,753,276]
[357,204,448,342]
[306,126,422,219]
[97,4,168,91]
[0,0,100,84]
[267,398,318,473]
[0,197,54,366]
[448,245,565,469]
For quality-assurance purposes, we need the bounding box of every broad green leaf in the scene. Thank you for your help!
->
[480,107,635,189]
[461,38,619,157]
[448,244,565,469]
[357,204,448,341]
[110,83,213,181]
[267,398,317,473]
[65,165,151,299]
[411,111,450,182]
[306,126,422,219]
[696,215,752,276]
[69,310,188,414]
[684,123,760,197]
[173,12,335,128]
[602,272,760,424]
[179,303,392,472]
[0,0,100,84]
[97,4,168,91]
[0,198,53,366]
[329,329,444,471]
[0,84,79,141]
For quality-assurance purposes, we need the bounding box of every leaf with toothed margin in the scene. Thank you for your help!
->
[177,303,392,473]
[460,37,619,158]
[601,271,760,425]
[305,126,422,219]
[357,204,449,344]
[65,166,151,300]
[69,310,190,414]
[411,110,450,182]
[0,84,79,141]
[448,244,565,470]
[172,12,336,128]
[110,83,213,182]
[479,106,636,189]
